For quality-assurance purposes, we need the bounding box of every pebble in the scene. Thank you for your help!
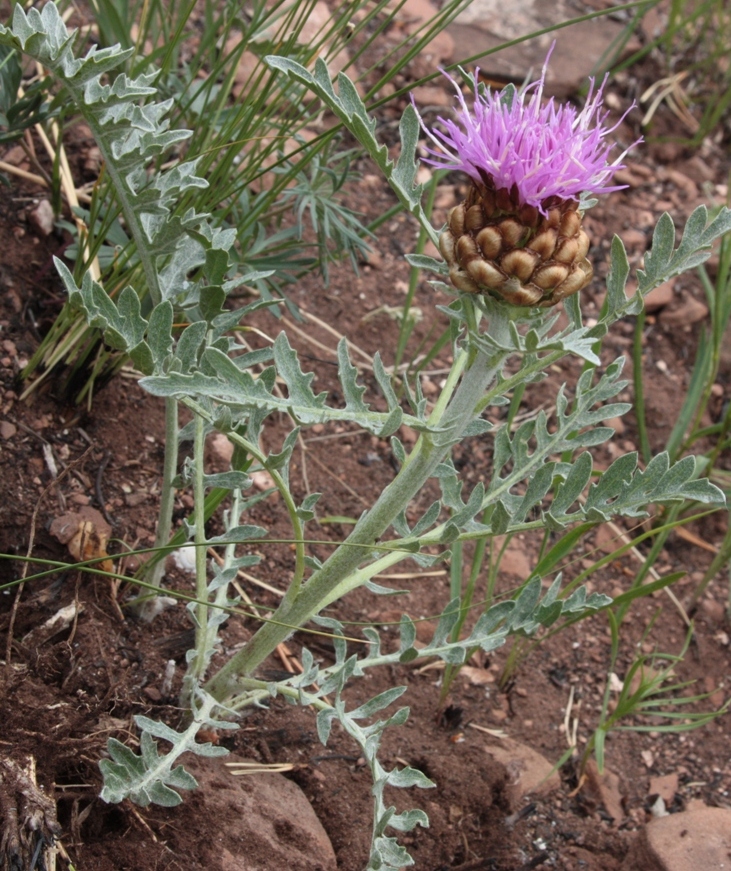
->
[622,806,731,871]
[701,598,726,623]
[401,0,454,64]
[434,185,458,210]
[643,280,675,312]
[498,542,532,578]
[399,424,418,445]
[0,421,16,439]
[613,168,645,188]
[659,296,709,326]
[250,470,276,492]
[411,85,452,108]
[664,168,698,198]
[621,228,647,250]
[187,754,337,871]
[28,199,55,236]
[645,773,677,812]
[209,431,234,465]
[484,737,560,811]
[604,415,626,435]
[420,376,438,396]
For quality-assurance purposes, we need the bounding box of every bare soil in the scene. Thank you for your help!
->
[2,23,731,871]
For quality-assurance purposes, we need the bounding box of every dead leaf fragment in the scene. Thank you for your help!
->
[50,507,113,573]
[460,666,495,686]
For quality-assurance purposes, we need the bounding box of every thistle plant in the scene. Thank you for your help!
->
[3,6,731,869]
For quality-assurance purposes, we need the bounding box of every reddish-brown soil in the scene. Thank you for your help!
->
[2,21,731,871]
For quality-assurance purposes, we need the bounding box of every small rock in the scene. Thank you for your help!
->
[3,145,29,168]
[604,415,626,435]
[49,507,113,573]
[186,754,337,871]
[484,737,560,810]
[420,376,438,396]
[434,185,458,210]
[228,44,261,100]
[498,539,531,578]
[613,168,646,188]
[401,0,454,63]
[209,431,234,466]
[124,492,148,507]
[83,146,103,174]
[250,470,276,492]
[659,297,709,327]
[412,85,452,108]
[621,228,647,250]
[583,759,624,824]
[594,524,619,555]
[701,597,726,623]
[0,420,17,439]
[643,280,675,313]
[399,424,418,445]
[28,199,55,235]
[621,806,731,871]
[664,168,698,199]
[648,773,678,805]
[362,247,383,268]
[702,675,725,709]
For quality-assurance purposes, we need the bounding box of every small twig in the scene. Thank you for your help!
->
[303,427,369,444]
[466,723,508,739]
[207,547,285,600]
[0,161,48,186]
[292,306,373,366]
[225,761,296,775]
[563,684,578,751]
[95,450,114,526]
[276,643,298,674]
[123,801,158,842]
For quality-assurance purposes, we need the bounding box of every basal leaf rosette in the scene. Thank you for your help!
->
[419,54,638,307]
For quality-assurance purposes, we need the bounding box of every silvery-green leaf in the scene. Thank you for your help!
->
[404,253,449,276]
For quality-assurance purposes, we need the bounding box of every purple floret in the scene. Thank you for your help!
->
[417,49,639,211]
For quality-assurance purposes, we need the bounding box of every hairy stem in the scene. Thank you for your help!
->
[204,344,506,700]
[179,412,208,705]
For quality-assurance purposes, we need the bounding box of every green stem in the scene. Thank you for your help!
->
[632,309,651,464]
[180,397,308,598]
[204,345,506,700]
[180,412,208,705]
[193,412,209,650]
[393,175,440,375]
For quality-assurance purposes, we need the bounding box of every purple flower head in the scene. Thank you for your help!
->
[418,49,639,212]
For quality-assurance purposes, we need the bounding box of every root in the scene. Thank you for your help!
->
[0,757,61,871]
